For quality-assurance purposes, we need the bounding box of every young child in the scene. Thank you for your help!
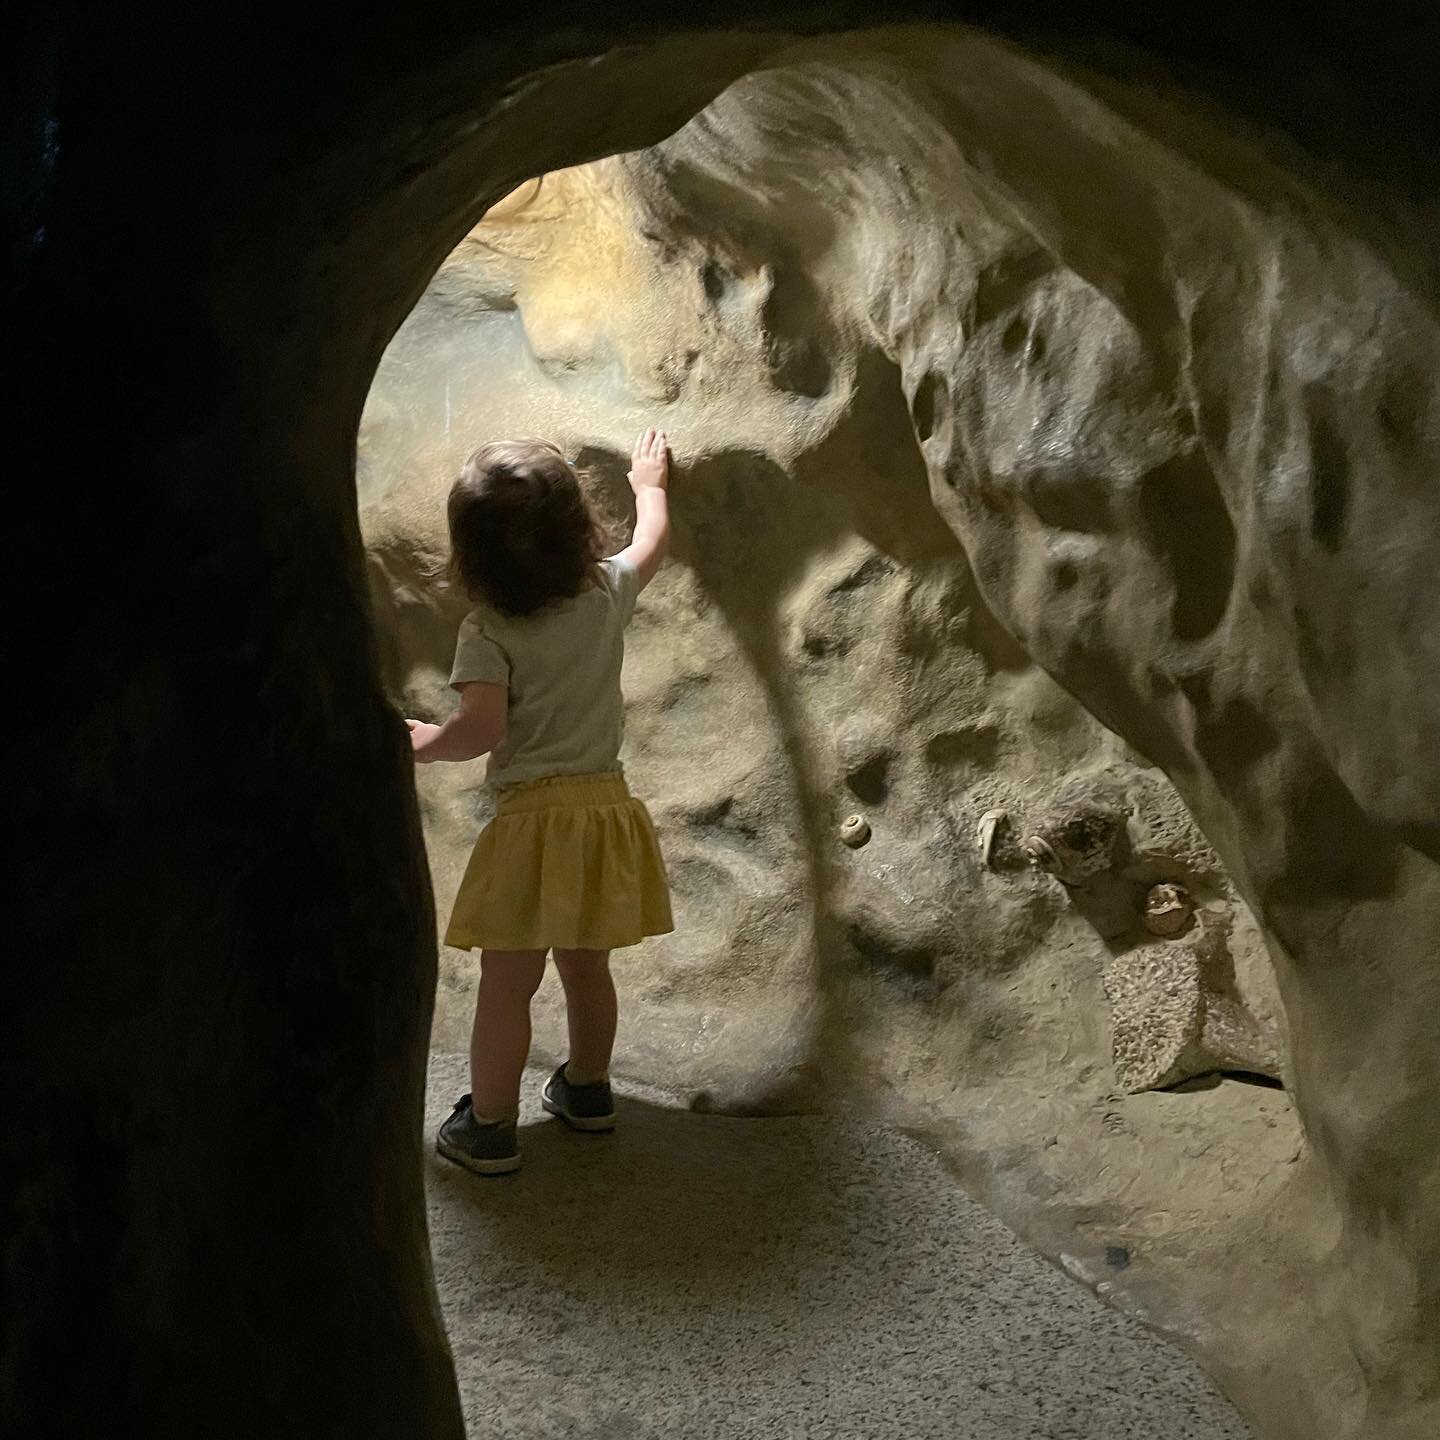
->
[407,428,674,1175]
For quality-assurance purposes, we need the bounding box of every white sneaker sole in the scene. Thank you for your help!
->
[436,1136,521,1175]
[542,1093,616,1132]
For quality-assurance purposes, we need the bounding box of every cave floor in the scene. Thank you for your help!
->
[425,1052,1252,1440]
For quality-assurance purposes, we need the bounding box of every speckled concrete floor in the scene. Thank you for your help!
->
[425,1053,1253,1440]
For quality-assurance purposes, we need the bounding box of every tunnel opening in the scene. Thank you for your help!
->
[355,33,1334,1439]
[14,9,1440,1440]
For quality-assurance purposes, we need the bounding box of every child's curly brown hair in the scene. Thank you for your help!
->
[447,439,620,618]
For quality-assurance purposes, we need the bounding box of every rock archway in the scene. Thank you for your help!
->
[10,8,1437,1440]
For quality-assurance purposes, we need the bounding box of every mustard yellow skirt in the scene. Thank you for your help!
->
[444,772,674,953]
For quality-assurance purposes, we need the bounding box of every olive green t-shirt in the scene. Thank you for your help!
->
[449,555,639,789]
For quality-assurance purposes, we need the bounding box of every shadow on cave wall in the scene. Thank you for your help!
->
[574,441,852,1091]
[576,345,1036,1095]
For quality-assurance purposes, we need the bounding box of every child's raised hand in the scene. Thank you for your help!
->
[627,427,669,492]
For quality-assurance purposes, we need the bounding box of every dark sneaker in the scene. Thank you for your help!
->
[436,1094,520,1175]
[541,1064,616,1132]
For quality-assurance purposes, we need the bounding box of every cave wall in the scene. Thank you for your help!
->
[8,5,1437,1439]
[668,39,1440,1437]
[361,33,1440,1433]
[363,138,1306,1428]
[807,36,1440,1429]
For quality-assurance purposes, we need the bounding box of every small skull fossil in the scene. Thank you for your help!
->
[1142,882,1194,936]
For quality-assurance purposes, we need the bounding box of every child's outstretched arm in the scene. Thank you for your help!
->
[620,426,670,591]
[406,681,507,763]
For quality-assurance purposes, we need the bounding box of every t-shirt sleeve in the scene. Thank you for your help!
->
[449,611,510,691]
[599,554,641,626]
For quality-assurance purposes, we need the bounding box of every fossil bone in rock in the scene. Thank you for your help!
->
[1022,783,1128,887]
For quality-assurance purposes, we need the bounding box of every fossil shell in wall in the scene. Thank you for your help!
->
[977,808,1008,869]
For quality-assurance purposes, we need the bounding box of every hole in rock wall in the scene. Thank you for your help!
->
[359,49,1312,1420]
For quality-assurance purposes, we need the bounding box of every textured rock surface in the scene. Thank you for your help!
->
[11,7,1438,1440]
[1103,915,1282,1094]
[362,32,1439,1440]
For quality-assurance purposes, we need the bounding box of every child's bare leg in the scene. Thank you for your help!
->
[552,949,616,1084]
[470,949,547,1121]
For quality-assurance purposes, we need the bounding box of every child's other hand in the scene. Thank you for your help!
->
[627,427,669,492]
[406,718,440,762]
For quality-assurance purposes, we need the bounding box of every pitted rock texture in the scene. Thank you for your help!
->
[1104,915,1283,1095]
[1007,775,1281,1093]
